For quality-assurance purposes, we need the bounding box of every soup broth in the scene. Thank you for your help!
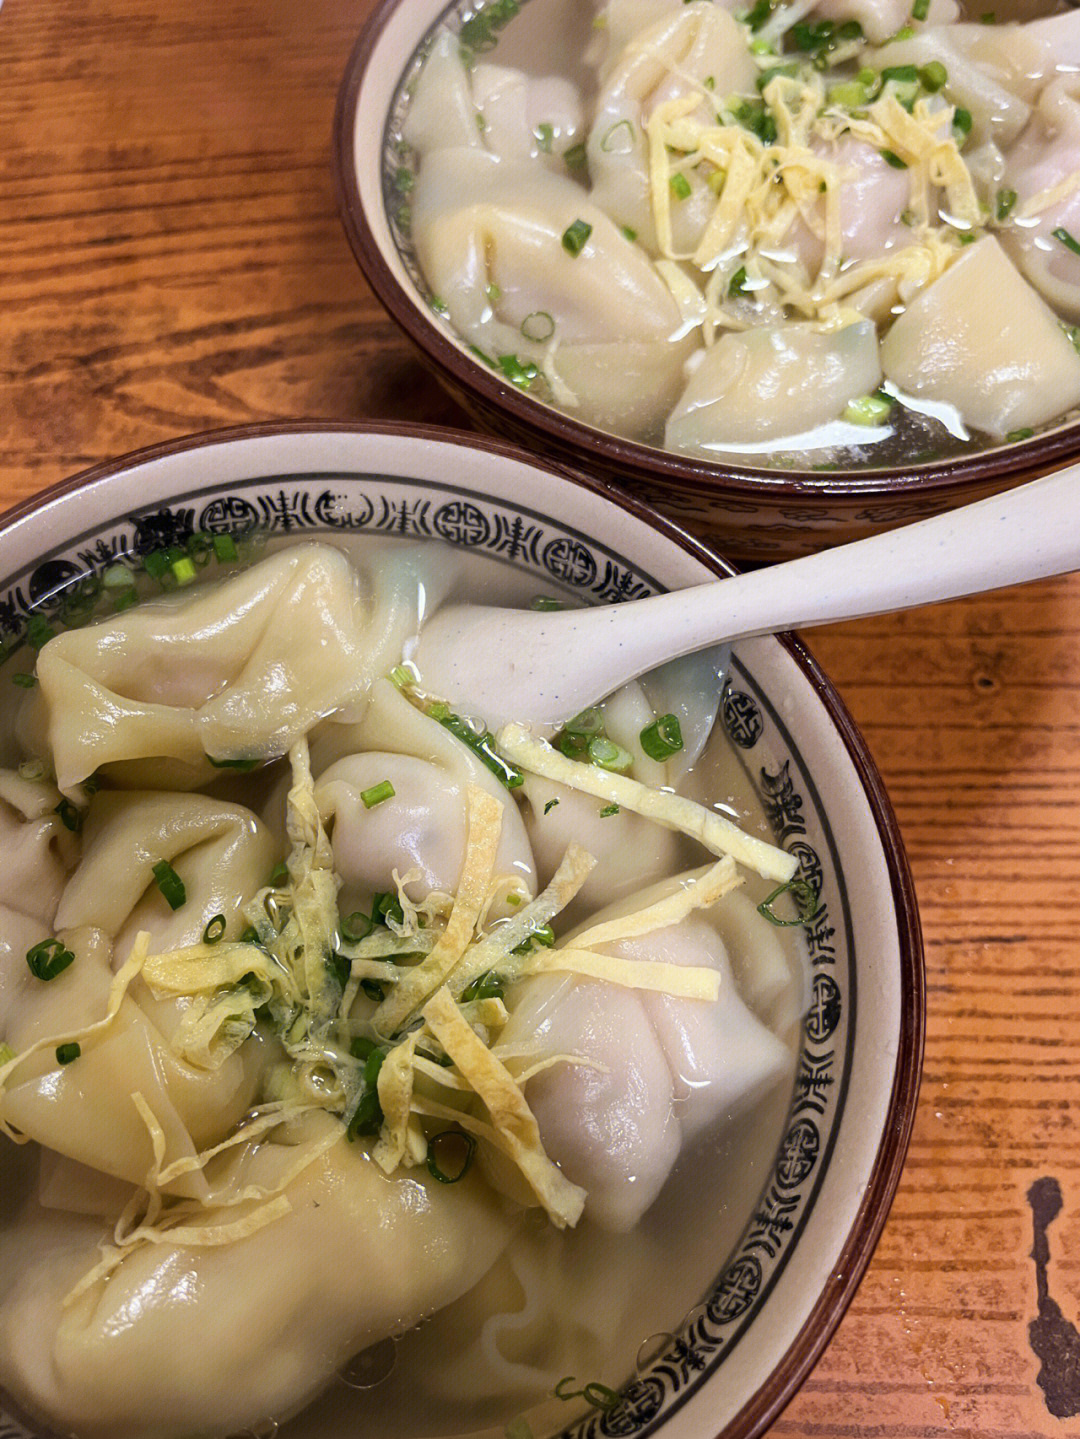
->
[0,534,806,1439]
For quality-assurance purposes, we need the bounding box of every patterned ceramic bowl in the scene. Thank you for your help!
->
[333,0,1080,564]
[0,424,922,1439]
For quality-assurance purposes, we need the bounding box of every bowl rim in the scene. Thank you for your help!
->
[331,0,1080,504]
[0,419,925,1439]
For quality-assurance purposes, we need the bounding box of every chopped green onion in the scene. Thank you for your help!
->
[918,60,947,91]
[0,1042,15,1066]
[268,861,289,887]
[620,224,638,241]
[207,754,259,770]
[757,877,819,926]
[1064,324,1080,356]
[912,0,929,18]
[389,665,413,689]
[426,1130,477,1184]
[186,534,214,568]
[827,80,868,107]
[341,911,374,943]
[703,74,717,89]
[640,713,684,760]
[564,707,603,737]
[669,171,692,201]
[346,1043,388,1140]
[429,294,449,316]
[1006,427,1034,441]
[890,23,915,39]
[431,708,524,789]
[26,938,76,981]
[995,188,1018,221]
[171,556,197,586]
[143,549,171,582]
[361,780,396,809]
[12,672,36,688]
[1054,226,1080,257]
[485,283,502,304]
[461,970,506,1001]
[521,310,555,342]
[360,978,385,1002]
[212,533,239,563]
[880,149,908,169]
[599,803,620,817]
[54,798,83,833]
[55,1042,81,1066]
[543,798,559,815]
[843,392,893,425]
[561,218,592,255]
[102,563,136,590]
[534,122,554,152]
[729,265,750,296]
[756,63,800,91]
[952,106,972,139]
[202,914,227,944]
[372,891,406,928]
[881,64,918,84]
[587,736,633,772]
[600,119,635,153]
[554,1377,621,1410]
[563,142,587,171]
[530,595,564,611]
[497,353,539,389]
[25,613,55,649]
[113,589,139,613]
[17,758,44,781]
[152,859,187,911]
[744,0,774,31]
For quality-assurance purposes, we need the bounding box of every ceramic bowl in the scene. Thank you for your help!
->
[0,423,922,1439]
[333,0,1080,564]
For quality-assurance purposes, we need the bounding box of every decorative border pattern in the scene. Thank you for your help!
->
[0,472,854,1439]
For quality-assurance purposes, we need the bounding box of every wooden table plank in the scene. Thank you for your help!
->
[3,3,1080,1438]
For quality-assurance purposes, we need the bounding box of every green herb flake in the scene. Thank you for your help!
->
[426,1129,477,1184]
[55,1042,81,1066]
[563,142,587,172]
[534,122,554,153]
[0,1042,16,1066]
[843,392,894,425]
[995,188,1018,222]
[171,555,198,586]
[757,877,820,926]
[26,938,76,982]
[620,224,639,241]
[729,265,750,296]
[497,353,539,388]
[669,170,692,200]
[1054,226,1080,257]
[1006,427,1035,441]
[880,149,908,169]
[600,119,635,154]
[599,803,620,817]
[12,672,36,688]
[640,713,684,761]
[554,1377,621,1411]
[912,0,930,18]
[530,595,564,611]
[952,106,973,140]
[341,911,374,943]
[54,798,83,833]
[919,60,947,91]
[521,310,555,342]
[152,859,187,911]
[361,779,396,809]
[25,613,55,649]
[203,914,227,944]
[561,218,592,255]
[212,533,239,562]
[587,736,633,773]
[543,798,560,815]
[207,754,259,771]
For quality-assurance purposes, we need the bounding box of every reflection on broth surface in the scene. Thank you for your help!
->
[0,536,807,1439]
[383,0,1080,470]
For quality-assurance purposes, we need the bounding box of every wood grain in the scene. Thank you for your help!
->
[3,3,1080,1438]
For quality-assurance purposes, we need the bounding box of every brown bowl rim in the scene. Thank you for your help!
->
[0,419,925,1439]
[331,0,1080,504]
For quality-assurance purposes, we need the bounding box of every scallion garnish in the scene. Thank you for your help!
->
[881,64,918,84]
[55,1042,81,1066]
[172,556,197,586]
[880,149,908,169]
[152,859,187,911]
[919,60,947,91]
[563,142,587,172]
[564,707,604,737]
[1054,226,1080,257]
[534,122,554,153]
[561,219,592,256]
[54,798,83,833]
[669,171,692,201]
[0,1042,15,1066]
[267,861,289,887]
[212,533,239,563]
[361,780,396,809]
[207,754,259,770]
[12,672,36,688]
[757,877,819,926]
[912,0,929,19]
[25,613,55,649]
[599,803,620,817]
[729,265,750,297]
[360,977,385,1002]
[543,798,560,815]
[26,938,75,981]
[521,310,555,342]
[1006,427,1034,441]
[554,1377,621,1410]
[744,0,775,31]
[346,1041,388,1140]
[429,707,524,789]
[426,1130,477,1184]
[461,970,506,1001]
[995,188,1017,221]
[640,713,684,761]
[952,106,973,140]
[341,911,374,943]
[587,736,633,772]
[102,563,135,590]
[620,224,638,241]
[203,914,227,944]
[843,392,893,425]
[497,353,539,389]
[530,595,564,611]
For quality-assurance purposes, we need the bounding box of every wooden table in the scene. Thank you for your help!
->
[2,3,1079,1436]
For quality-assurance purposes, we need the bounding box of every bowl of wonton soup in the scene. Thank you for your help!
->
[0,423,921,1439]
[335,0,1080,562]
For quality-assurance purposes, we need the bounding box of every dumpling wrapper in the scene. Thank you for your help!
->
[880,236,1080,437]
[0,1113,517,1439]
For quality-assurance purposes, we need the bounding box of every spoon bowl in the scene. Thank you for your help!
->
[410,464,1080,729]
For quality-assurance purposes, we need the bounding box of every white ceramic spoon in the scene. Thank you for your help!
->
[410,465,1080,730]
